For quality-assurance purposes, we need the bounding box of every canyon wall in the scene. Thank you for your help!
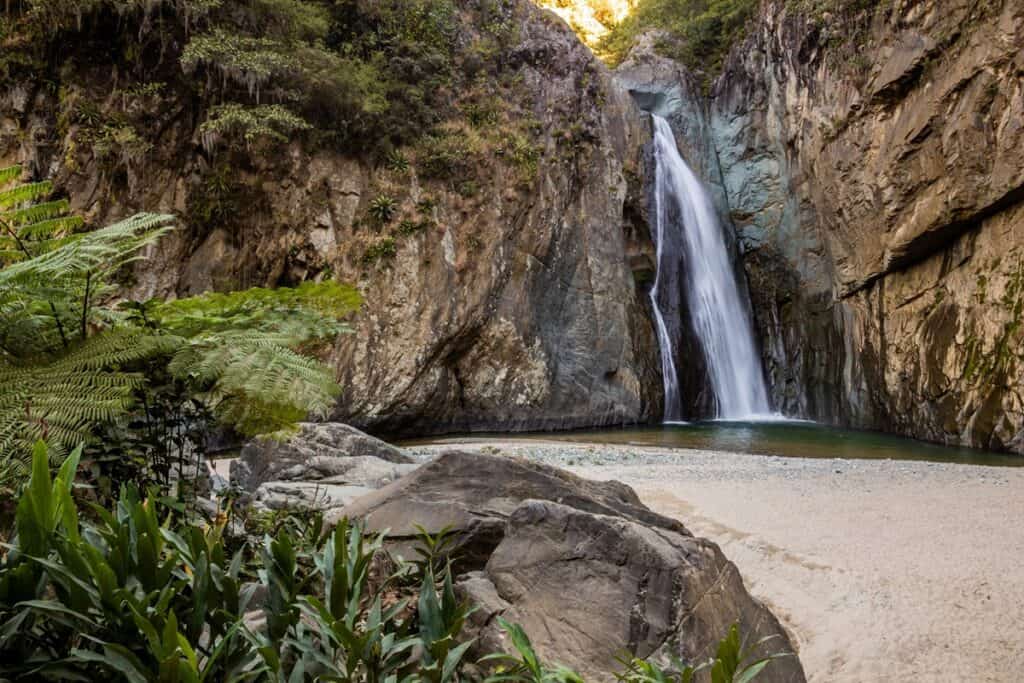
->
[0,0,663,436]
[636,0,1024,451]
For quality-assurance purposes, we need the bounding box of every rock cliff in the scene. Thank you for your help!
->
[0,0,662,436]
[621,0,1024,451]
[4,0,1021,451]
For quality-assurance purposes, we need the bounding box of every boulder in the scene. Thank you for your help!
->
[337,451,806,682]
[230,422,414,492]
[334,450,688,569]
[462,500,805,682]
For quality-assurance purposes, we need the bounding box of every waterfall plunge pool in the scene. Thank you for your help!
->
[400,421,1023,468]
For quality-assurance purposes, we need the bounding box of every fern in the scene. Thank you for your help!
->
[0,164,361,491]
[0,331,159,456]
[0,166,85,266]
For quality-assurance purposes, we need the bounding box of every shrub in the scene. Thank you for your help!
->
[362,237,397,264]
[369,193,398,224]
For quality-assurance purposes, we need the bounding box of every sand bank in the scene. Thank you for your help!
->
[410,442,1024,682]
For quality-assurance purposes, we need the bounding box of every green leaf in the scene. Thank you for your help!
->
[71,644,150,683]
[442,639,475,682]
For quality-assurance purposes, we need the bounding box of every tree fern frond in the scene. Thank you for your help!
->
[152,280,362,337]
[50,329,180,371]
[0,212,174,285]
[0,165,21,186]
[0,181,52,209]
[3,200,77,228]
[0,355,145,459]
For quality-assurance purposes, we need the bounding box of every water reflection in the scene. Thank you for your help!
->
[404,421,1024,468]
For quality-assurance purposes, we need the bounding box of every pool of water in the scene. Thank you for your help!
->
[402,420,1024,468]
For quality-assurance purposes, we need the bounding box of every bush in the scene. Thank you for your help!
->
[0,443,790,682]
[362,237,397,264]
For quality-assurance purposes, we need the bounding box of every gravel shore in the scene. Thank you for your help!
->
[410,440,1024,682]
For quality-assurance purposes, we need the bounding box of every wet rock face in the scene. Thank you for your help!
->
[615,40,761,417]
[649,0,1024,451]
[337,451,807,683]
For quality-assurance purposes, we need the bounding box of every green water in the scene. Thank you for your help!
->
[404,420,1024,468]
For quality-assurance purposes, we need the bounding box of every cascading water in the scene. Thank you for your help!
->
[648,114,771,420]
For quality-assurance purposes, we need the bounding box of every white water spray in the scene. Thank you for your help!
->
[648,115,771,420]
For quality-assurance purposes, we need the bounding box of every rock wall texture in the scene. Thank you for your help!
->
[330,11,661,434]
[0,0,662,436]
[633,0,1024,451]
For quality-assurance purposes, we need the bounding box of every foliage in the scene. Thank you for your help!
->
[0,165,84,265]
[0,448,476,681]
[199,103,313,150]
[385,150,409,173]
[481,618,584,682]
[0,165,361,494]
[1,0,480,152]
[368,194,397,224]
[396,219,426,237]
[615,624,791,683]
[361,237,397,265]
[417,128,481,181]
[599,0,758,79]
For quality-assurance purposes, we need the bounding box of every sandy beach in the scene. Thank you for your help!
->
[409,441,1024,682]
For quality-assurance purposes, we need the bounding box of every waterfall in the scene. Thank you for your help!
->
[649,114,771,420]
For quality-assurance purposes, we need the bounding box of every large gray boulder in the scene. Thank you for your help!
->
[334,450,687,569]
[337,451,805,682]
[230,422,416,493]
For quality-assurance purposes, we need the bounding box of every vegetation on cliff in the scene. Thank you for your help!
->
[542,0,890,87]
[599,0,758,73]
[1,0,494,153]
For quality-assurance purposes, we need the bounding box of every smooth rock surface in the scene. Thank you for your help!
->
[253,481,374,513]
[337,451,805,682]
[230,422,414,493]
